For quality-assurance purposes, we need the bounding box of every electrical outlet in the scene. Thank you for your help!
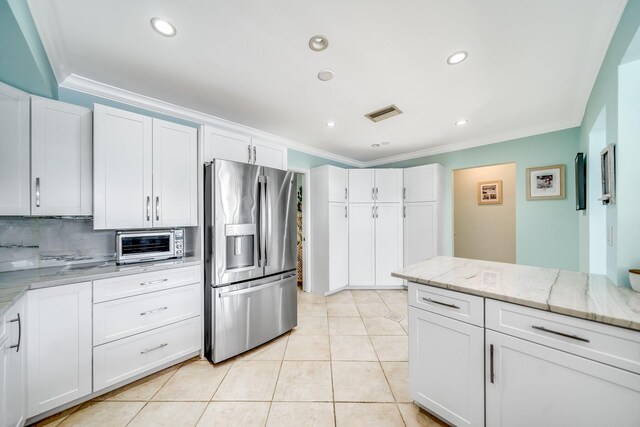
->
[607,225,614,247]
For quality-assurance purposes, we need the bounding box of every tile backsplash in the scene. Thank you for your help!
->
[0,217,115,272]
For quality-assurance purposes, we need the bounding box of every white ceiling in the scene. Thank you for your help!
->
[28,0,626,164]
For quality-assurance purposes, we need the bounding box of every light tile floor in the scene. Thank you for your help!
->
[33,289,447,427]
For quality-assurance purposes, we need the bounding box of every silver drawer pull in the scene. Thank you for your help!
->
[140,278,168,286]
[140,306,168,316]
[422,297,460,310]
[140,343,168,354]
[531,325,590,343]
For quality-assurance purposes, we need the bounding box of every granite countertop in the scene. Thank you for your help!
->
[0,256,201,317]
[393,256,640,332]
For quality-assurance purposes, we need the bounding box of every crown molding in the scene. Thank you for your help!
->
[27,0,67,83]
[362,118,581,167]
[60,74,363,167]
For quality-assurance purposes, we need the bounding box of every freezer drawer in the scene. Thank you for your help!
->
[211,273,297,362]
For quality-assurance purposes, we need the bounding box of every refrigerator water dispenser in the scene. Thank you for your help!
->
[225,223,256,270]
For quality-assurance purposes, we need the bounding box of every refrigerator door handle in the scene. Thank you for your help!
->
[263,176,269,266]
[258,175,267,268]
[218,273,294,298]
[256,178,263,267]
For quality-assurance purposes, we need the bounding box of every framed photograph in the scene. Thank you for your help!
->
[526,164,565,200]
[600,144,615,205]
[477,180,503,205]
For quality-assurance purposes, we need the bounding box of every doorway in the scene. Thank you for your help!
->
[289,167,311,293]
[453,163,516,263]
[588,108,607,274]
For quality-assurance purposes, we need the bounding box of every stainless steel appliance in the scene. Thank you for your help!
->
[116,229,184,265]
[204,160,297,363]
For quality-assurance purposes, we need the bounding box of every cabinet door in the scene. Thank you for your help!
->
[404,164,438,202]
[328,202,348,291]
[328,166,348,203]
[31,97,92,216]
[0,336,8,427]
[404,202,438,266]
[27,282,92,417]
[486,330,640,427]
[0,82,30,216]
[203,126,251,164]
[375,204,403,286]
[348,169,375,203]
[409,307,484,427]
[152,119,198,227]
[348,204,375,286]
[93,105,152,229]
[5,297,26,427]
[252,137,287,170]
[375,169,402,203]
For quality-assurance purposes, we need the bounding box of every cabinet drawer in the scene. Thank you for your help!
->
[93,283,201,345]
[93,266,199,303]
[409,282,484,327]
[486,299,640,374]
[93,316,201,391]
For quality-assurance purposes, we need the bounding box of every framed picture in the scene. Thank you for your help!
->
[526,164,565,200]
[477,180,503,205]
[600,144,615,205]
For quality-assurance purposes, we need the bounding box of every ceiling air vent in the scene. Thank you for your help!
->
[365,104,403,123]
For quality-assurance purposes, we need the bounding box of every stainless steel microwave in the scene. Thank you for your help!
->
[116,229,184,265]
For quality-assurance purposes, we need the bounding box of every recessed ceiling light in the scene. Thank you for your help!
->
[447,51,468,65]
[309,35,329,51]
[150,17,177,37]
[326,121,336,128]
[317,69,334,81]
[455,119,468,126]
[371,143,381,148]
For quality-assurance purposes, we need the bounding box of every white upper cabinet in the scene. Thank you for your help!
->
[348,169,375,202]
[375,204,403,285]
[203,126,287,170]
[328,166,348,203]
[404,164,442,202]
[0,82,30,216]
[252,137,287,170]
[375,169,403,202]
[31,97,92,216]
[94,105,198,229]
[152,119,198,227]
[93,104,153,230]
[203,126,252,164]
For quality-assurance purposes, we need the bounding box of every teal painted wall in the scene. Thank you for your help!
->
[0,0,56,97]
[577,0,640,285]
[287,149,354,170]
[379,128,581,271]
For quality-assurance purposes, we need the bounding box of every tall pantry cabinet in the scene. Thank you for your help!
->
[310,166,349,294]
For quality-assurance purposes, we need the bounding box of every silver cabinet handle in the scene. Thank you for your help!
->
[140,278,168,286]
[247,145,251,163]
[140,306,168,316]
[489,344,495,384]
[9,313,21,352]
[156,196,160,221]
[403,206,406,218]
[531,325,590,343]
[345,187,348,200]
[375,187,379,199]
[375,206,378,218]
[35,178,41,207]
[140,343,168,354]
[422,297,460,309]
[372,206,375,218]
[344,206,347,218]
[371,188,375,200]
[146,196,151,221]
[403,187,406,200]
[253,146,257,164]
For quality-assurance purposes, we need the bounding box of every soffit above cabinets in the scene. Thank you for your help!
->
[28,0,626,164]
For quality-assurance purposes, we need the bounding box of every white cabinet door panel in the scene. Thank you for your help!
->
[0,82,30,215]
[486,330,640,427]
[404,164,438,202]
[252,137,287,170]
[93,105,152,229]
[375,169,402,203]
[203,126,251,164]
[348,170,375,203]
[31,97,92,216]
[409,307,485,427]
[328,167,348,203]
[329,202,348,291]
[4,297,26,427]
[27,282,92,417]
[375,204,403,286]
[348,204,375,286]
[404,202,438,266]
[152,119,198,227]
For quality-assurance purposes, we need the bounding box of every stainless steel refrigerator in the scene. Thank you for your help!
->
[204,159,297,363]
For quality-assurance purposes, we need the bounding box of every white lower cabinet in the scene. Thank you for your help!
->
[486,329,640,427]
[404,202,438,266]
[409,303,484,426]
[374,204,403,286]
[93,317,200,391]
[2,296,27,427]
[348,204,375,286]
[26,283,92,417]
